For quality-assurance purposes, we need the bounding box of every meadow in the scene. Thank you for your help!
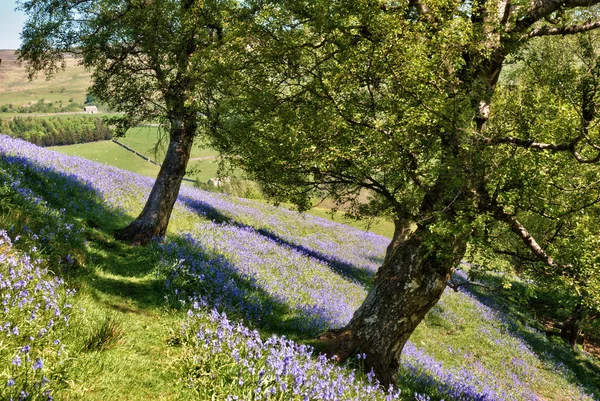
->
[0,134,599,400]
[49,126,395,237]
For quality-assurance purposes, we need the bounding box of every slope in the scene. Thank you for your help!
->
[0,135,598,400]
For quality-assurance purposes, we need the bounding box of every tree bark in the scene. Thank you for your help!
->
[322,221,468,388]
[115,119,195,245]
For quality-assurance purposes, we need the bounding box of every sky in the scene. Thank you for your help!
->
[0,0,26,50]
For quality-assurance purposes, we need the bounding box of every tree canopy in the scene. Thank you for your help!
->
[210,0,600,386]
[18,0,236,243]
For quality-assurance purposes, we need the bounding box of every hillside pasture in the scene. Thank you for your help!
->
[0,50,91,106]
[50,134,221,183]
[118,126,219,161]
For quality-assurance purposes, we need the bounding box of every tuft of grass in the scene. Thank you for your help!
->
[81,316,125,352]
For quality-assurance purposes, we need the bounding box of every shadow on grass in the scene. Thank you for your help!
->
[156,232,337,339]
[2,152,343,339]
[460,272,600,399]
[0,153,166,313]
[179,194,376,286]
[0,154,130,231]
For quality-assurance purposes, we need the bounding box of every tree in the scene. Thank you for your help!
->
[470,32,600,348]
[212,0,600,387]
[18,0,235,244]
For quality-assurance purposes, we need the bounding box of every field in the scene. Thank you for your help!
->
[50,126,221,183]
[118,126,219,161]
[0,50,91,106]
[1,135,599,401]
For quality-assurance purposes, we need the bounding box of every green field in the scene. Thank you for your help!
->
[50,141,162,177]
[50,127,221,183]
[306,207,394,238]
[118,126,219,161]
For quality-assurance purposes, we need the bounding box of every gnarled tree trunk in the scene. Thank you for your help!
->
[116,119,196,245]
[323,220,469,388]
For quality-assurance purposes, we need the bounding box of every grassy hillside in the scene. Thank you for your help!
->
[52,126,396,237]
[0,50,91,106]
[49,140,163,178]
[0,135,598,400]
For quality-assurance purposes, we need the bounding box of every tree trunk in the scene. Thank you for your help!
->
[322,222,468,388]
[561,303,583,349]
[115,121,195,245]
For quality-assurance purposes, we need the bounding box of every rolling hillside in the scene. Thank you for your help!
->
[0,135,598,400]
[0,50,91,106]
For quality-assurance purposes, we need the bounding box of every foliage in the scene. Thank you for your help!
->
[468,32,600,331]
[0,99,86,114]
[0,116,112,147]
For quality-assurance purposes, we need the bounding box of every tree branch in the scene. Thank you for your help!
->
[528,20,600,38]
[493,248,539,262]
[478,134,600,163]
[476,180,571,271]
[477,135,579,151]
[511,0,600,35]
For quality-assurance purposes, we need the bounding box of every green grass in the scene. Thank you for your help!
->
[55,238,196,400]
[306,207,394,238]
[119,126,219,161]
[50,137,221,182]
[49,125,221,182]
[50,141,163,178]
[1,143,599,400]
[0,161,196,400]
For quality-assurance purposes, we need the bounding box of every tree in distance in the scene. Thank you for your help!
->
[211,0,600,387]
[18,0,235,244]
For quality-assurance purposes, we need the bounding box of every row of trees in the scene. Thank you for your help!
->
[0,116,112,146]
[0,99,86,113]
[17,0,600,387]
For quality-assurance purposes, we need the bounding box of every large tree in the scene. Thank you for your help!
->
[212,0,600,387]
[18,0,235,244]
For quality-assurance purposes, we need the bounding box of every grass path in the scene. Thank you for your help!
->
[56,233,194,400]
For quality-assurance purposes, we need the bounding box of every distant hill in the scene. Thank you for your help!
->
[0,50,90,106]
